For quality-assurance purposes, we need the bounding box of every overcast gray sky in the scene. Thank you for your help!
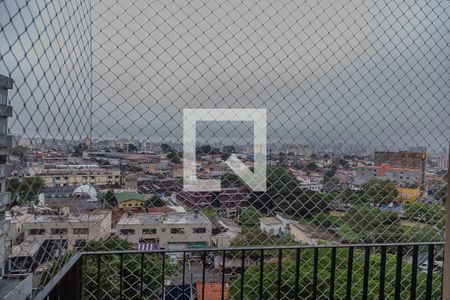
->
[1,0,449,152]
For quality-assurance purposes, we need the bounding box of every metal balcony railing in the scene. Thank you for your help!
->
[34,242,444,300]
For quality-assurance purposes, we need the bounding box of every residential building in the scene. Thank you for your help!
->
[374,151,426,187]
[176,188,249,218]
[116,191,145,208]
[355,164,421,187]
[22,211,112,250]
[259,217,284,236]
[0,75,13,278]
[28,164,121,187]
[116,211,212,250]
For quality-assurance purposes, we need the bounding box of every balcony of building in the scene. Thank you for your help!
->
[34,242,445,300]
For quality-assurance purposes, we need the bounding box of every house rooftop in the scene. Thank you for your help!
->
[117,212,210,225]
[260,217,283,225]
[25,211,110,224]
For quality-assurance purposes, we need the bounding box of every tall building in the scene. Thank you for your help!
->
[0,75,13,277]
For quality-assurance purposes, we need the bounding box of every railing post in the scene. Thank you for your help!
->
[58,256,82,300]
[443,148,450,300]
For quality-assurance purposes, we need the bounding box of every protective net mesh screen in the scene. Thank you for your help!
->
[0,0,448,298]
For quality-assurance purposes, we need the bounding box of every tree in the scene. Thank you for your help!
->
[221,173,243,188]
[228,248,441,299]
[161,143,172,152]
[73,143,87,157]
[221,152,231,161]
[96,158,110,166]
[7,177,45,204]
[166,151,181,164]
[305,162,318,171]
[8,145,28,160]
[249,166,328,217]
[102,190,117,207]
[342,205,403,243]
[323,176,340,192]
[292,162,304,170]
[435,183,447,203]
[237,207,264,227]
[361,178,398,205]
[40,236,178,300]
[127,143,138,152]
[404,202,445,228]
[144,196,166,207]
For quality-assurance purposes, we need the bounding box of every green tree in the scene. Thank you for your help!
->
[96,158,110,165]
[73,143,87,157]
[40,236,178,300]
[341,205,403,243]
[249,166,327,217]
[221,152,231,161]
[292,162,304,170]
[102,190,117,207]
[161,143,171,152]
[237,207,264,227]
[305,162,318,171]
[127,143,138,152]
[7,177,45,204]
[404,202,445,228]
[8,145,28,160]
[221,173,243,188]
[166,151,181,164]
[144,196,166,207]
[228,248,441,299]
[435,184,447,203]
[323,176,340,192]
[361,178,398,205]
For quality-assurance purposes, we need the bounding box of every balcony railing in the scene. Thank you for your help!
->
[34,242,444,300]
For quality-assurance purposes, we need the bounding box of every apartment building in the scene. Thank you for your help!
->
[374,151,426,186]
[116,212,212,250]
[355,164,421,187]
[29,164,121,187]
[0,75,13,277]
[22,211,112,250]
[176,188,249,218]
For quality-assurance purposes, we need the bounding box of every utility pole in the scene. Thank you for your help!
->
[443,143,450,300]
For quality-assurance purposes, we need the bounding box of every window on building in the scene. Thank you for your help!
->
[73,228,89,235]
[161,228,166,233]
[51,228,68,235]
[120,229,135,235]
[170,228,185,234]
[142,228,157,235]
[193,227,206,234]
[29,228,45,235]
